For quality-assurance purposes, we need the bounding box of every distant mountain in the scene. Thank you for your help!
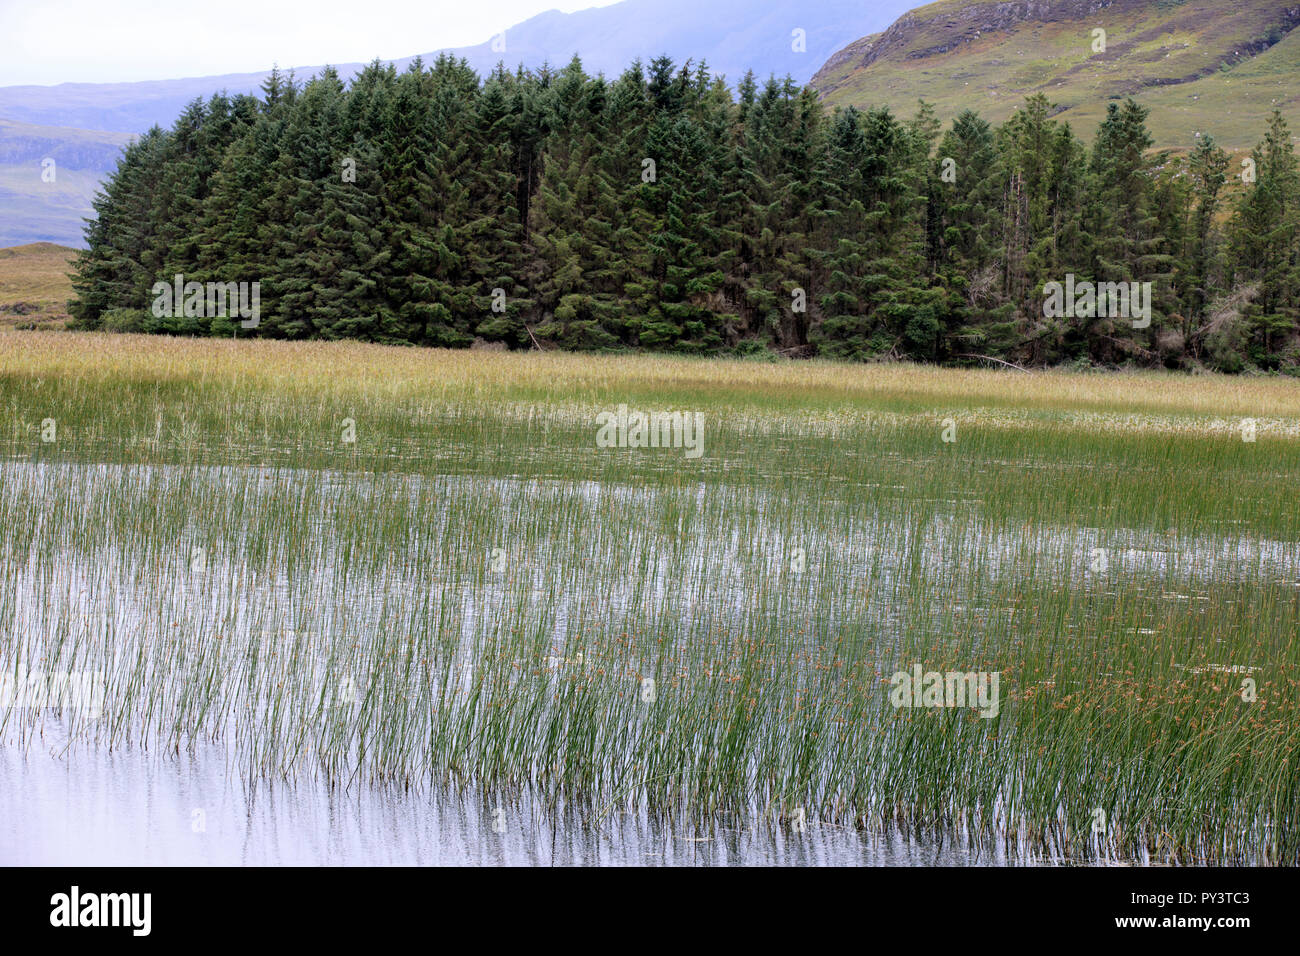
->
[0,0,913,246]
[810,0,1300,150]
[0,0,911,135]
[0,119,132,248]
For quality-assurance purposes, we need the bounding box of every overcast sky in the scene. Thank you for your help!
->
[0,0,624,86]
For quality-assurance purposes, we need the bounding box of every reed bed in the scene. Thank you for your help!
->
[1,330,1298,864]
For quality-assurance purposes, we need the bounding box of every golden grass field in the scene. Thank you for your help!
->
[4,329,1300,432]
[0,243,76,330]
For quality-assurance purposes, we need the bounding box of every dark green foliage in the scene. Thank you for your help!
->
[1229,110,1300,371]
[70,57,1299,371]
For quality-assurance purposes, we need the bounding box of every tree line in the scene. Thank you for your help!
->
[70,54,1300,372]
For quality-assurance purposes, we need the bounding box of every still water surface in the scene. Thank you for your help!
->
[1,737,1004,866]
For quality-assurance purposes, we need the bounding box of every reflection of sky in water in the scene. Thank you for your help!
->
[2,462,1285,865]
[1,735,1004,866]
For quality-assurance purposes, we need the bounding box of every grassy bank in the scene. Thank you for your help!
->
[0,243,76,330]
[2,331,1298,863]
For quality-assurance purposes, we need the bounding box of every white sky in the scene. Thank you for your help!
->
[0,0,624,86]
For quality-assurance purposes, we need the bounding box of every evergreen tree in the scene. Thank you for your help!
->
[1184,134,1230,346]
[70,129,171,328]
[1230,110,1300,369]
[67,56,1298,370]
[931,110,1011,357]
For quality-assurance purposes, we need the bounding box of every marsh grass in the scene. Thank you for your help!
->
[1,331,1298,864]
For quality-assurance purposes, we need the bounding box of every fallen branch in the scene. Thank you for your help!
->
[954,353,1031,372]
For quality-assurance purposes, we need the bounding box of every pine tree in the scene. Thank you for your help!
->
[1085,99,1169,364]
[637,61,731,351]
[70,128,170,328]
[932,110,1011,359]
[67,54,1297,369]
[1185,134,1230,342]
[1231,110,1300,369]
[812,106,928,360]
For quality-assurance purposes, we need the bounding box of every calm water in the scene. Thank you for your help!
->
[3,462,1242,866]
[1,733,1004,866]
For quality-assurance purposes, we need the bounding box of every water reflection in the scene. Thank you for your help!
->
[1,741,1008,866]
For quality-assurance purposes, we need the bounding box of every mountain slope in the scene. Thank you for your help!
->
[811,0,1300,149]
[0,119,133,247]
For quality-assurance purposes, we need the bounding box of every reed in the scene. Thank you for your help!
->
[1,330,1297,863]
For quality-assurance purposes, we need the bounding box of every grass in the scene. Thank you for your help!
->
[1,330,1298,864]
[0,242,76,330]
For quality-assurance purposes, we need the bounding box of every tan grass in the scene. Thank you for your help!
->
[3,330,1299,430]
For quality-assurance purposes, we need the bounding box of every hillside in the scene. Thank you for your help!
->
[811,0,1300,149]
[0,242,76,329]
[0,119,134,247]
